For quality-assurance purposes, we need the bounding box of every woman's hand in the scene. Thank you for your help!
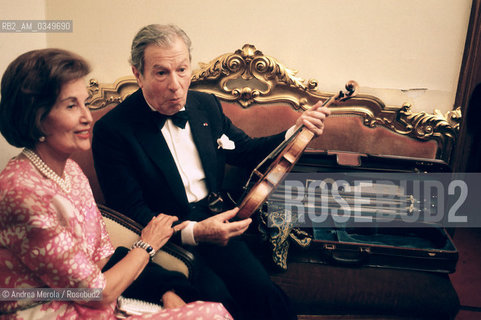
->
[95,216,189,308]
[141,214,189,251]
[162,290,186,309]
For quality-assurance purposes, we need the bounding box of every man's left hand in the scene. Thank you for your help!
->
[295,100,331,136]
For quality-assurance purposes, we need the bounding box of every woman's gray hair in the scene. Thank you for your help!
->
[130,24,192,75]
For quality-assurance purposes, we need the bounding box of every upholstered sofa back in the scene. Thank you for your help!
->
[72,44,461,205]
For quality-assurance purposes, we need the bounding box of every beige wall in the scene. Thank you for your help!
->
[0,0,47,167]
[0,0,473,168]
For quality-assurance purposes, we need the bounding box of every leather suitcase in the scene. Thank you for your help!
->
[264,150,459,273]
[307,227,458,273]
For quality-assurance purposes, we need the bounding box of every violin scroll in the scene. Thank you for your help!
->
[336,80,359,102]
[319,80,358,109]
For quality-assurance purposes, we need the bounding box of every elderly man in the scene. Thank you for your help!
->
[92,24,330,320]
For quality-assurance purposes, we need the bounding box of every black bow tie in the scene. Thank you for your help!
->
[156,111,188,129]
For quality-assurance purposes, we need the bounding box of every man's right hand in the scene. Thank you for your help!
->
[193,208,252,246]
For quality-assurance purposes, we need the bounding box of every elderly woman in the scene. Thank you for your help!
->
[0,49,232,319]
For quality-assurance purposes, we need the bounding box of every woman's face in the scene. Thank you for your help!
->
[39,77,92,158]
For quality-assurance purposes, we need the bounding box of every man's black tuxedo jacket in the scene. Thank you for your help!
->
[92,89,285,226]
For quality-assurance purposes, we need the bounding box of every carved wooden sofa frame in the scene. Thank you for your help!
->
[75,44,462,319]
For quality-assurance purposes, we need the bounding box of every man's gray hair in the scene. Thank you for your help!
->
[130,24,192,75]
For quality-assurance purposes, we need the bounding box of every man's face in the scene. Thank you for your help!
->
[132,37,192,115]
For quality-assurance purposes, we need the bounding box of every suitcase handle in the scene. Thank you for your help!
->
[324,246,370,266]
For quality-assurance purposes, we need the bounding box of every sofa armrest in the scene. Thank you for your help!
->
[98,204,194,279]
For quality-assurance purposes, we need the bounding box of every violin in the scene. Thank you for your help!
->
[236,80,359,219]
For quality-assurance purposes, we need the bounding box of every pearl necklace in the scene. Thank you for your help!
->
[22,148,71,193]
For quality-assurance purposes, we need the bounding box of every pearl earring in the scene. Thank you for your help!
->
[38,136,46,142]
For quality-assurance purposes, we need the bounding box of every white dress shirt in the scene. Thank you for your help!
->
[160,115,209,203]
[161,114,207,246]
[146,101,205,245]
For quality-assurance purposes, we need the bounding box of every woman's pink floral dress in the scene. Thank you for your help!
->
[0,155,232,320]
